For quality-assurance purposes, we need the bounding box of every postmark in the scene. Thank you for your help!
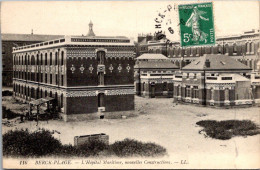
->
[178,2,215,47]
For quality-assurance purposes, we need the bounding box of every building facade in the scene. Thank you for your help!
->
[173,54,259,107]
[12,35,135,120]
[134,54,178,98]
[2,33,63,86]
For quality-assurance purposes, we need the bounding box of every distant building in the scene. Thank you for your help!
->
[173,54,260,107]
[134,54,178,98]
[12,22,135,121]
[1,33,63,86]
[136,30,260,71]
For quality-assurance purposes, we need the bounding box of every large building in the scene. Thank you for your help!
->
[1,33,63,86]
[134,54,178,98]
[173,54,260,107]
[12,23,135,121]
[136,29,260,71]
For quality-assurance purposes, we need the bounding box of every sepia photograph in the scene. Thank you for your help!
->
[1,0,260,169]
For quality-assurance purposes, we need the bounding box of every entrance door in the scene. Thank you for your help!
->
[151,84,155,98]
[98,93,105,107]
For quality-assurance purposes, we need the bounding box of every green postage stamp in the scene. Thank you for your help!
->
[178,2,215,47]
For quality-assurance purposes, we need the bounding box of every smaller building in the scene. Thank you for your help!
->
[173,54,258,107]
[134,54,179,98]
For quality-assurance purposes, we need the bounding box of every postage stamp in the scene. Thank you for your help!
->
[178,2,215,47]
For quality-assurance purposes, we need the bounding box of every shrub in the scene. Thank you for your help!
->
[2,91,13,96]
[3,129,167,158]
[110,138,167,157]
[3,129,62,157]
[78,139,109,157]
[196,120,260,140]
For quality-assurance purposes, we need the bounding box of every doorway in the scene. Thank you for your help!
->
[98,93,105,107]
[151,83,155,98]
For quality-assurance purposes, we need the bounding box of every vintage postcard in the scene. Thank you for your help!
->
[1,0,260,169]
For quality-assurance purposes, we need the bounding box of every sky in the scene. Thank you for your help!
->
[1,1,259,41]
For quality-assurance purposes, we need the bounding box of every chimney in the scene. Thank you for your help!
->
[205,59,210,68]
[31,29,33,35]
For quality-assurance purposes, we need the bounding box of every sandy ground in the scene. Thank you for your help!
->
[2,96,260,169]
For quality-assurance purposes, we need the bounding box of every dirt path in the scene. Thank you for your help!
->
[2,96,260,168]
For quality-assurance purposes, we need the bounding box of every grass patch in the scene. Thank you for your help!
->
[196,120,260,140]
[3,129,167,158]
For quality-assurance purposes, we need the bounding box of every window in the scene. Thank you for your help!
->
[56,74,58,85]
[97,51,105,65]
[163,82,168,91]
[225,89,229,101]
[36,54,39,65]
[40,54,43,65]
[233,44,237,54]
[61,51,64,65]
[194,86,199,98]
[61,75,64,86]
[55,52,58,65]
[45,73,47,83]
[45,53,47,65]
[61,94,63,108]
[50,53,52,65]
[221,77,232,80]
[207,77,217,80]
[50,74,52,84]
[186,85,191,97]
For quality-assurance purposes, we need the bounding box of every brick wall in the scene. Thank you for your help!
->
[104,94,135,112]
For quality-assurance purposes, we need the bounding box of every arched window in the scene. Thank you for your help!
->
[218,44,222,54]
[50,52,52,65]
[250,42,254,53]
[61,51,64,65]
[224,44,229,54]
[61,93,63,108]
[142,82,145,91]
[40,54,43,65]
[31,55,35,65]
[55,52,58,65]
[18,55,21,65]
[45,53,47,65]
[233,44,237,54]
[25,55,27,65]
[28,55,30,65]
[36,54,39,65]
[246,42,250,53]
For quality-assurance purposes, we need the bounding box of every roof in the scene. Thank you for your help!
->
[1,33,64,42]
[222,73,249,81]
[136,53,169,60]
[134,61,179,69]
[182,54,251,71]
[29,97,54,106]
